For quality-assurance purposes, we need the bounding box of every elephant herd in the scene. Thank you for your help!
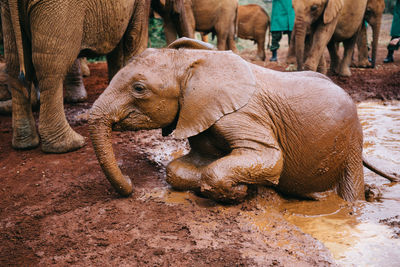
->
[0,0,397,203]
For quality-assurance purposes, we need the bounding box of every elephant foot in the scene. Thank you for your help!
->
[80,58,91,77]
[64,83,88,103]
[355,59,372,68]
[41,127,86,153]
[200,182,249,203]
[285,64,297,71]
[12,122,40,150]
[0,99,12,115]
[338,66,352,77]
[166,160,202,191]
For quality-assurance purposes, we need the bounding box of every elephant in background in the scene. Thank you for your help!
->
[154,0,238,51]
[237,4,270,61]
[2,0,150,153]
[151,0,194,45]
[89,38,398,202]
[289,0,368,76]
[354,0,385,68]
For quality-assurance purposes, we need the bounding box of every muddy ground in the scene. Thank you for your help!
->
[1,23,400,267]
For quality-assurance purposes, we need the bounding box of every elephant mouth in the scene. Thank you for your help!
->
[112,110,148,131]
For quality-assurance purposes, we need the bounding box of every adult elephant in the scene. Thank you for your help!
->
[237,4,270,61]
[88,38,398,201]
[2,0,150,153]
[290,0,368,76]
[354,0,385,68]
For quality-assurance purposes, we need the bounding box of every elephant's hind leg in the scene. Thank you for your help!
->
[337,138,365,201]
[10,77,39,149]
[64,59,87,103]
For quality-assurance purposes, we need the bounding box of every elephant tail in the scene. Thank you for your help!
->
[363,156,400,183]
[234,2,238,40]
[8,0,26,83]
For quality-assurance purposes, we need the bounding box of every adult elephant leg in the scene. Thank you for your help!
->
[338,33,359,77]
[1,5,39,148]
[356,23,370,68]
[327,41,340,74]
[30,8,85,153]
[10,77,39,149]
[106,41,124,82]
[64,58,87,103]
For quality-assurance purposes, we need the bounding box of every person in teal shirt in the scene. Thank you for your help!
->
[269,0,295,62]
[384,0,400,63]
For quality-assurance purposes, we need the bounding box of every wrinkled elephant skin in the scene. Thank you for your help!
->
[2,0,150,153]
[89,38,369,202]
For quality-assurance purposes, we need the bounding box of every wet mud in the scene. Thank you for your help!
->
[1,17,400,265]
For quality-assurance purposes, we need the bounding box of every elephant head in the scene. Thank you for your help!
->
[292,0,344,70]
[88,38,256,196]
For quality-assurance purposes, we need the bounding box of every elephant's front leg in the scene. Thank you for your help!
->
[166,150,214,191]
[200,148,283,203]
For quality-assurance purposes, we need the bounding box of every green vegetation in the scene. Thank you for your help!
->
[148,17,167,48]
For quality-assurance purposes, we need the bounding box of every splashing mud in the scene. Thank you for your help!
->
[281,101,400,266]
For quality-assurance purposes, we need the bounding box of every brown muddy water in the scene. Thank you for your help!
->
[141,101,400,266]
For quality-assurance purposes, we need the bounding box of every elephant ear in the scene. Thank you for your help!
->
[168,37,215,50]
[323,0,344,24]
[173,51,257,139]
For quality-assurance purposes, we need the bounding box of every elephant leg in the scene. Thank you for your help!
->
[1,5,39,149]
[80,57,90,77]
[166,150,213,191]
[10,77,39,149]
[355,23,370,68]
[64,58,87,103]
[106,41,124,82]
[200,148,283,203]
[338,34,358,77]
[227,27,238,53]
[30,9,85,153]
[328,41,340,74]
[336,133,365,201]
[256,34,266,61]
[316,54,327,75]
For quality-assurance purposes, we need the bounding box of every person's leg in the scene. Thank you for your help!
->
[270,31,282,61]
[384,36,400,63]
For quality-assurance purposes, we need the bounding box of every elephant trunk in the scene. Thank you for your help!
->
[370,18,382,68]
[294,19,307,71]
[89,88,133,196]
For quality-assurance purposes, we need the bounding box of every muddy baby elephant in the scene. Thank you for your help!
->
[89,38,397,203]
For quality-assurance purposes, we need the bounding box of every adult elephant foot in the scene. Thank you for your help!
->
[64,83,88,103]
[12,121,40,150]
[0,100,12,115]
[40,126,86,153]
[338,65,352,77]
[64,59,88,103]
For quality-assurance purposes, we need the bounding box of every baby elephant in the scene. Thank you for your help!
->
[89,38,395,203]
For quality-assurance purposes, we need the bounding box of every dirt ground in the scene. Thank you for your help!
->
[1,19,400,266]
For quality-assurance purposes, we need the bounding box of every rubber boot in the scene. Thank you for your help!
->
[383,48,394,63]
[269,50,277,62]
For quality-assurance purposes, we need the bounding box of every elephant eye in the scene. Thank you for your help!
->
[311,5,318,12]
[132,83,146,94]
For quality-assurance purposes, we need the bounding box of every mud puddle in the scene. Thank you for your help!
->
[281,101,400,266]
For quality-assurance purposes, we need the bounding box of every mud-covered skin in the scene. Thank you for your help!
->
[89,38,366,202]
[288,0,368,76]
[2,0,150,153]
[237,4,270,61]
